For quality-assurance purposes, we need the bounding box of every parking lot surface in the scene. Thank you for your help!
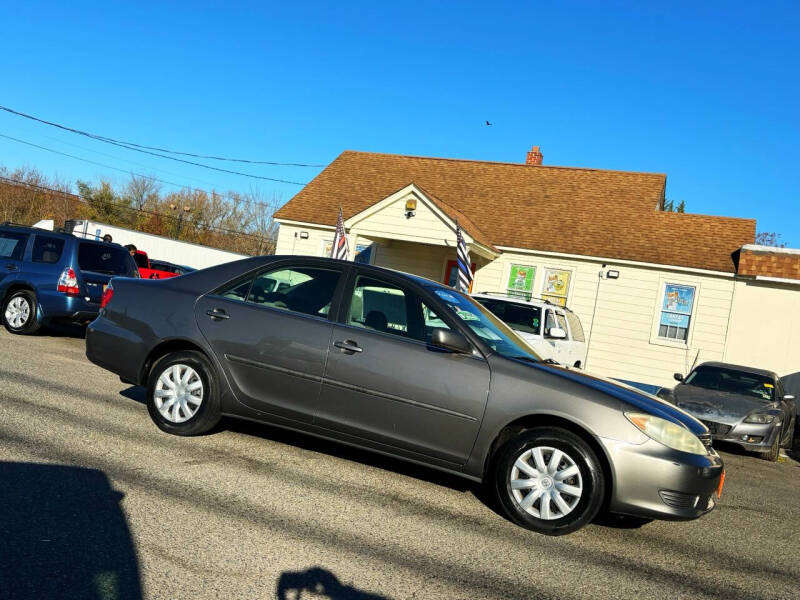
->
[0,329,798,600]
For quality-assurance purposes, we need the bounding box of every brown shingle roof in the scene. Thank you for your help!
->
[275,151,755,272]
[737,246,800,281]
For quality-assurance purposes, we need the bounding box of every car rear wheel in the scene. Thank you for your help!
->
[2,290,41,335]
[492,427,605,535]
[146,351,221,436]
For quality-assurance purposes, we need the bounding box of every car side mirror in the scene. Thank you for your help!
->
[674,373,684,382]
[431,328,471,354]
[546,327,567,340]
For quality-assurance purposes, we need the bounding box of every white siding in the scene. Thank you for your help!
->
[724,279,800,378]
[474,250,735,388]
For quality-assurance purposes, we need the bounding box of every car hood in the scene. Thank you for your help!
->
[671,385,777,426]
[527,362,707,436]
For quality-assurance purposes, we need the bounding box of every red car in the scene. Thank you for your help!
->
[132,250,178,280]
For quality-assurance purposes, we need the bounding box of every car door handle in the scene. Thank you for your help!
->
[206,308,230,320]
[334,340,363,354]
[5,264,17,271]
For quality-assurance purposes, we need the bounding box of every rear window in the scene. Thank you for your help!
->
[78,243,138,276]
[475,298,542,334]
[32,235,65,264]
[0,231,28,260]
[133,252,149,268]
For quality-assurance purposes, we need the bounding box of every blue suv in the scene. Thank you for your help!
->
[0,223,139,334]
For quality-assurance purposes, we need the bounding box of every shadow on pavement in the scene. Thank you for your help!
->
[0,461,142,600]
[277,567,389,600]
[120,385,147,405]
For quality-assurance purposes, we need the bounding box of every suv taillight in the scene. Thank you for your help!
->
[57,267,80,295]
[100,283,114,309]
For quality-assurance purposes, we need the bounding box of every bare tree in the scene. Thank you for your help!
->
[755,232,786,248]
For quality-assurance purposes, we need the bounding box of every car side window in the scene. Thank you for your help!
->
[544,309,557,335]
[220,278,253,302]
[246,266,340,318]
[32,236,65,264]
[0,231,28,260]
[348,275,451,343]
[565,310,585,342]
[556,313,569,337]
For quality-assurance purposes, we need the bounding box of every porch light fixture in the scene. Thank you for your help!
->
[299,231,309,239]
[606,270,620,279]
[405,198,417,219]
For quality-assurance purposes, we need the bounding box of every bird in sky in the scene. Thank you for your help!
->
[485,120,492,126]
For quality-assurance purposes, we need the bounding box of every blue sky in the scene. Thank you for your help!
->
[2,1,798,244]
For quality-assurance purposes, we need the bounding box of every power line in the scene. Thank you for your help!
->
[0,132,282,212]
[0,104,325,167]
[0,175,275,243]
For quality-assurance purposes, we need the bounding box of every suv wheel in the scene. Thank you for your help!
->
[492,427,605,535]
[146,351,221,436]
[2,290,41,334]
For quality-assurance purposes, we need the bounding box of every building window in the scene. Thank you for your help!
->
[658,284,695,341]
[506,264,536,300]
[541,268,571,307]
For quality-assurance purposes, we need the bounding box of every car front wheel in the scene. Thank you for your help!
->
[146,350,221,436]
[493,427,605,535]
[2,290,41,334]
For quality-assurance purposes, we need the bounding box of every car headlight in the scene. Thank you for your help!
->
[744,412,775,424]
[625,412,707,455]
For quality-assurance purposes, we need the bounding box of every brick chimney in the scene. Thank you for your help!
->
[525,145,543,165]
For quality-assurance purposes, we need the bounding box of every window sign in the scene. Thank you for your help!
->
[541,269,571,307]
[354,243,374,264]
[506,265,535,300]
[659,284,695,341]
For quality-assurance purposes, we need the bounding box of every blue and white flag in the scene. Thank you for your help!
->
[456,221,472,293]
[330,207,349,261]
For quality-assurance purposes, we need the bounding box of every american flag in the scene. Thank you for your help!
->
[455,221,472,293]
[330,207,349,261]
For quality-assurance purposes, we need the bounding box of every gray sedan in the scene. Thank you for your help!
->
[658,362,796,461]
[86,256,723,535]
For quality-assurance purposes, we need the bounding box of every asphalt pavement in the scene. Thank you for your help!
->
[0,328,798,600]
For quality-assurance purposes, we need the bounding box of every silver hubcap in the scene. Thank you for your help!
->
[154,364,204,423]
[510,446,584,520]
[5,296,31,329]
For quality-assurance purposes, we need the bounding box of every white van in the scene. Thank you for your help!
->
[472,293,587,368]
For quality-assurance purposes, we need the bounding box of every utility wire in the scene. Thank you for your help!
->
[0,175,275,243]
[0,133,282,212]
[0,104,325,167]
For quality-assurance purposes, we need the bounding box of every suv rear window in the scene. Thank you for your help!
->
[32,235,65,264]
[0,231,28,260]
[475,298,542,335]
[78,243,138,276]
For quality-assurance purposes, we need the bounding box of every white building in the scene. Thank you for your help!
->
[273,147,800,394]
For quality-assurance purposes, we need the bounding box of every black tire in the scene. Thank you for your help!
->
[492,427,605,535]
[146,350,221,436]
[762,431,780,462]
[2,289,42,334]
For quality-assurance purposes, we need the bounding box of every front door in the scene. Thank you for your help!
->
[316,271,489,465]
[196,262,345,423]
[444,259,476,290]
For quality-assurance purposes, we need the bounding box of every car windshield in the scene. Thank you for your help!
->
[474,297,542,335]
[684,366,775,402]
[431,288,541,361]
[78,243,138,276]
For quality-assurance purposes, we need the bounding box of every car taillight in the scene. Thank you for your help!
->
[100,283,114,309]
[57,267,80,295]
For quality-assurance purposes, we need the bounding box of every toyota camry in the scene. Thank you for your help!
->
[86,256,724,535]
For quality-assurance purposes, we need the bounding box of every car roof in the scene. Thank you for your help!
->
[0,223,75,239]
[694,361,777,379]
[269,255,451,289]
[471,292,571,311]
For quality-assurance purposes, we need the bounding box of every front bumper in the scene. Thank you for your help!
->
[601,437,724,521]
[702,419,779,452]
